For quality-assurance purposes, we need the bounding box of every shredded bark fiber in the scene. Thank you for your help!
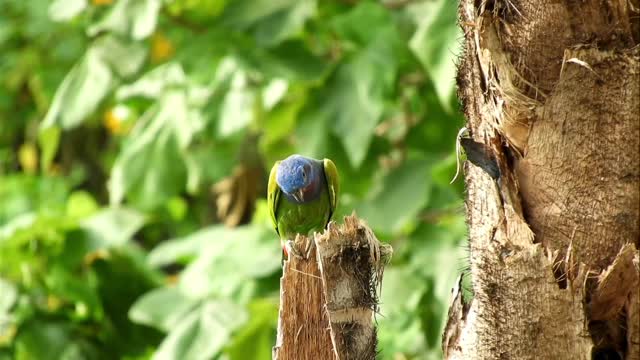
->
[445,0,640,358]
[273,215,392,360]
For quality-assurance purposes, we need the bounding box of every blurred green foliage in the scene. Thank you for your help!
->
[0,0,466,359]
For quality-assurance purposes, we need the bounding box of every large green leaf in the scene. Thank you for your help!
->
[41,36,146,130]
[357,158,432,235]
[147,225,228,267]
[243,40,328,83]
[252,0,316,47]
[330,33,396,168]
[109,88,201,209]
[129,287,200,332]
[302,2,402,168]
[177,225,281,300]
[409,0,462,111]
[40,44,114,129]
[151,300,247,360]
[225,299,278,360]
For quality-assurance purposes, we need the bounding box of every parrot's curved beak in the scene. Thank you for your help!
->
[292,188,305,202]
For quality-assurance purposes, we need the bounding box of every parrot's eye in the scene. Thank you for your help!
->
[301,164,311,182]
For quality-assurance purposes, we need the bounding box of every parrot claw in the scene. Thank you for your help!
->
[284,240,304,260]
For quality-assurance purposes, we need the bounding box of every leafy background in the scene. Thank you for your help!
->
[0,0,466,359]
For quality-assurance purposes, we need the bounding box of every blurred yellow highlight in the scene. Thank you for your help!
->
[18,143,38,174]
[151,32,174,63]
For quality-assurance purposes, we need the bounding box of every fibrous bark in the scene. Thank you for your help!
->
[273,215,392,360]
[444,0,640,359]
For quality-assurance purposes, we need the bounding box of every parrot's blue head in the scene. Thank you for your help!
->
[276,155,320,202]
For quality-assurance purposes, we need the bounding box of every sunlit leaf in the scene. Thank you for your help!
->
[109,90,192,209]
[41,36,146,130]
[88,0,161,40]
[80,207,145,249]
[117,63,187,100]
[48,0,87,22]
[129,287,199,332]
[219,71,255,137]
[41,45,114,129]
[0,278,17,313]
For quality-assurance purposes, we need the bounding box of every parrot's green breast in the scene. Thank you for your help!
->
[276,189,332,240]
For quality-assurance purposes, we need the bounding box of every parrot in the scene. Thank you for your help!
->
[267,154,339,259]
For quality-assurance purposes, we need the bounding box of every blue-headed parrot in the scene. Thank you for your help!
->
[267,154,339,259]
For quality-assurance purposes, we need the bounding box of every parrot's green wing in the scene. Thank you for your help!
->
[323,158,339,222]
[267,161,282,236]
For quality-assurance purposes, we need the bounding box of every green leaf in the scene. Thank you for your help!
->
[260,84,305,158]
[0,278,17,313]
[252,0,316,47]
[92,35,148,78]
[409,0,462,111]
[80,207,145,249]
[147,225,226,267]
[65,190,99,219]
[225,299,278,360]
[377,266,429,357]
[152,300,247,360]
[176,225,281,299]
[41,36,146,129]
[331,1,391,45]
[41,44,114,129]
[117,63,187,100]
[88,0,161,40]
[14,322,98,360]
[330,40,390,168]
[357,158,431,234]
[244,40,328,83]
[220,0,298,30]
[303,3,401,168]
[294,98,331,158]
[44,266,102,320]
[129,287,199,332]
[48,0,87,22]
[37,125,60,172]
[218,71,255,137]
[109,90,193,209]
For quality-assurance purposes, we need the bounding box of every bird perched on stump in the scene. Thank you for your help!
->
[267,154,339,259]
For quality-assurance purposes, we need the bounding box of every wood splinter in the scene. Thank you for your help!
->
[272,214,393,360]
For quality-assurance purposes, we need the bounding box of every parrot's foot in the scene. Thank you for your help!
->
[284,240,304,260]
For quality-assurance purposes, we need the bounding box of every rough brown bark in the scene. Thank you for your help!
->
[444,0,640,359]
[273,215,392,360]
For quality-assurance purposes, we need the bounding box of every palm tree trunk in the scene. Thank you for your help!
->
[444,0,640,358]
